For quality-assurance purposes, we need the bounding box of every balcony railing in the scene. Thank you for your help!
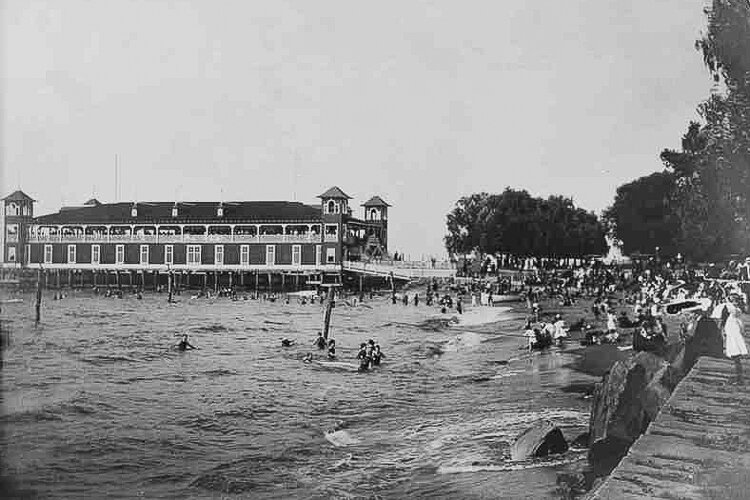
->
[324,234,339,243]
[27,233,325,244]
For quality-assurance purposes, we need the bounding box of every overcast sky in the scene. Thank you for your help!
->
[1,0,713,257]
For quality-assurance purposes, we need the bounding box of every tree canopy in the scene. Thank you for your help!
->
[606,0,750,261]
[445,188,606,258]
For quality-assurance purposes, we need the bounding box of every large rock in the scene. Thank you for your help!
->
[588,351,676,474]
[511,420,568,461]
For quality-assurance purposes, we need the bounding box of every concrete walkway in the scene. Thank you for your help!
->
[590,356,750,500]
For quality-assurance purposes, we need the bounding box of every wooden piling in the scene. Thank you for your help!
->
[35,268,42,325]
[322,286,335,340]
[168,271,173,303]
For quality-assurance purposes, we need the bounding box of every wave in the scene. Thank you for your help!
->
[193,323,228,333]
[202,368,238,378]
[437,452,586,474]
[80,354,140,365]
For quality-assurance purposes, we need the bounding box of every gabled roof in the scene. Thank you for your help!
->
[33,201,322,225]
[362,196,391,207]
[318,186,351,199]
[3,190,35,202]
[84,198,102,206]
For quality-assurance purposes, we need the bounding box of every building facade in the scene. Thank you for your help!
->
[4,186,390,288]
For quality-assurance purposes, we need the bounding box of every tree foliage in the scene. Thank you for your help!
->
[607,0,750,261]
[445,188,607,258]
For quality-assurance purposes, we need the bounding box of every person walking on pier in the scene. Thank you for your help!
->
[718,296,747,383]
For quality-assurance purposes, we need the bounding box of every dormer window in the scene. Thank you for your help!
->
[172,206,179,217]
[217,206,224,217]
[327,200,335,214]
[131,205,138,217]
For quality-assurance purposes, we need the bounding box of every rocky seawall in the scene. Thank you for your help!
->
[556,314,731,497]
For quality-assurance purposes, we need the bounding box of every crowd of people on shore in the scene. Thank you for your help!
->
[502,256,749,380]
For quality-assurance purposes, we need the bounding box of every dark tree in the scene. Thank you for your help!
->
[445,189,606,258]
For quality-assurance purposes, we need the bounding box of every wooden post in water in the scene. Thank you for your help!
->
[322,286,335,340]
[167,270,174,303]
[35,268,43,325]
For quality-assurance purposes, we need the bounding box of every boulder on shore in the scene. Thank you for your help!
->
[588,351,676,474]
[511,420,569,461]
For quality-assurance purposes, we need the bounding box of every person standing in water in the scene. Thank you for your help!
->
[313,333,327,350]
[327,339,337,359]
[178,334,196,351]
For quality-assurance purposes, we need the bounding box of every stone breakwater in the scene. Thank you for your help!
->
[589,356,750,499]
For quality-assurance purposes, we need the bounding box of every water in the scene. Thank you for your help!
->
[1,291,598,499]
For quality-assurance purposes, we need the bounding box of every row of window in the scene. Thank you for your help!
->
[41,244,336,266]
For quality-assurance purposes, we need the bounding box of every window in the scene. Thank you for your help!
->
[7,246,16,262]
[67,244,76,264]
[92,244,100,264]
[6,224,18,242]
[164,245,173,265]
[215,245,224,265]
[326,200,335,214]
[217,206,223,217]
[116,244,125,264]
[240,245,249,265]
[8,202,19,216]
[326,247,336,263]
[315,245,321,266]
[187,245,201,266]
[265,245,275,266]
[140,245,149,265]
[292,245,301,266]
[44,245,53,264]
[325,224,338,237]
[172,206,178,217]
[131,205,138,217]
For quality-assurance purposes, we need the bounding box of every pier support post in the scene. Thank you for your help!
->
[322,287,335,340]
[168,271,173,303]
[229,272,233,289]
[35,268,43,325]
[268,273,272,293]
[254,272,259,292]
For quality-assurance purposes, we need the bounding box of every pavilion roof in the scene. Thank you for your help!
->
[33,201,321,225]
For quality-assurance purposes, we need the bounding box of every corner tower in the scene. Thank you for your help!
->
[318,186,352,265]
[2,190,35,266]
[362,195,390,256]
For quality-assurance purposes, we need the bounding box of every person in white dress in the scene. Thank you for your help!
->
[714,298,747,382]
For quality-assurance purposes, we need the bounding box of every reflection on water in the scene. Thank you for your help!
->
[2,292,598,499]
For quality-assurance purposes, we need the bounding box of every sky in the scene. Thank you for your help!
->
[1,0,714,258]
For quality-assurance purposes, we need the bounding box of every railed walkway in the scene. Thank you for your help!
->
[590,356,750,500]
[342,260,456,280]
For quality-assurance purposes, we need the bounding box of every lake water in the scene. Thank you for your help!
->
[1,291,598,499]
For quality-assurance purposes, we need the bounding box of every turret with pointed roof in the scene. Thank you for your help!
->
[318,186,351,200]
[3,190,35,202]
[362,196,391,208]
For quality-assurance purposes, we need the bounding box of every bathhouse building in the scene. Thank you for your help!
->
[6,186,390,289]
